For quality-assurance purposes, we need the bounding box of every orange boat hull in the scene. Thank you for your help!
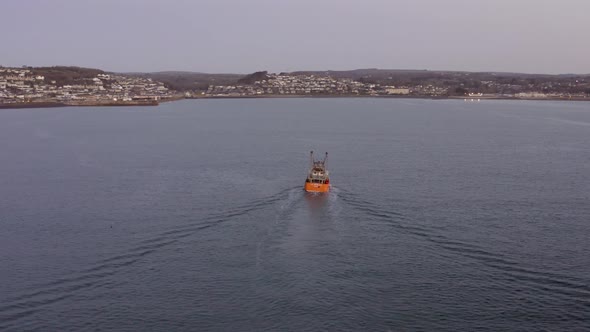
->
[305,182,330,193]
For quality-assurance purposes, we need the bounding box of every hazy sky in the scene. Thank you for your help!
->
[2,0,589,74]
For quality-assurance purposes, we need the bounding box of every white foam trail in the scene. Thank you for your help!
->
[257,187,304,267]
[279,188,302,212]
[327,187,343,218]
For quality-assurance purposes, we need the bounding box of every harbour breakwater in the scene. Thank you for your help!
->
[0,100,159,109]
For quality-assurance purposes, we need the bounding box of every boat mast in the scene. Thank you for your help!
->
[310,150,314,167]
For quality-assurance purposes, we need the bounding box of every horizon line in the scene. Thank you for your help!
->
[2,64,590,76]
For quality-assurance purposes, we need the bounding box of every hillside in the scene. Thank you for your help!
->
[121,68,590,95]
[284,69,590,94]
[237,71,271,85]
[24,66,105,86]
[124,71,245,91]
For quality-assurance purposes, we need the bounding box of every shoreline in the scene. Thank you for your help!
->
[1,95,589,109]
[183,94,590,102]
[0,100,159,110]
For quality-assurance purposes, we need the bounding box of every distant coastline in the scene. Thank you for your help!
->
[188,94,589,101]
[2,94,589,110]
[2,66,589,109]
[0,100,159,110]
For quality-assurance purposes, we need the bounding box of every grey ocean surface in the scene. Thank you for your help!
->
[1,98,589,331]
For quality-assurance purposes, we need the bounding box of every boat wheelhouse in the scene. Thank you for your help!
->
[304,151,330,193]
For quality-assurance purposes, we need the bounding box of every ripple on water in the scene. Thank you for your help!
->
[0,187,301,329]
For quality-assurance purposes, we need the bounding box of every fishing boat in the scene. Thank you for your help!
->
[304,151,330,193]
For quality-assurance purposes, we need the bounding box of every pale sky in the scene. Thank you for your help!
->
[2,0,589,74]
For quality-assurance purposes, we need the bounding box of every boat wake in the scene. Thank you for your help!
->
[326,187,343,218]
[336,189,590,320]
[255,187,307,266]
[0,186,302,329]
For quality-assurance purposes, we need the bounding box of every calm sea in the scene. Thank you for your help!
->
[1,98,589,331]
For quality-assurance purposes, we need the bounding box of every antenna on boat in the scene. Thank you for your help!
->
[323,152,328,164]
[310,150,314,167]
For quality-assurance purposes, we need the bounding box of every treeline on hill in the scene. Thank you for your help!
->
[27,66,105,86]
[237,71,270,85]
[125,72,245,91]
